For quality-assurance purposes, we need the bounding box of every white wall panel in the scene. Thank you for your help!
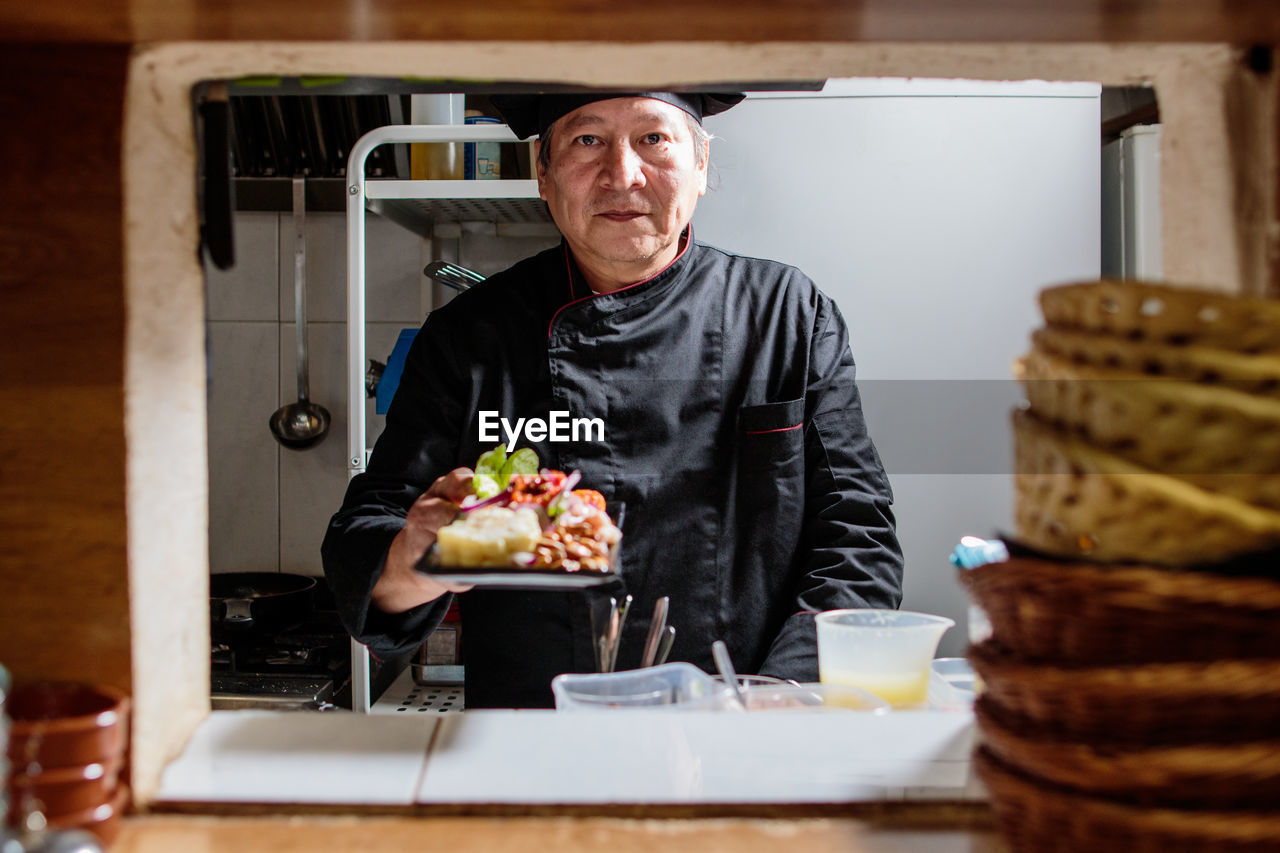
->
[697,79,1101,654]
[207,320,279,574]
[206,212,278,323]
[277,322,348,576]
[210,211,429,578]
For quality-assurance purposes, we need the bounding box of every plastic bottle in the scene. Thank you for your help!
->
[410,94,464,180]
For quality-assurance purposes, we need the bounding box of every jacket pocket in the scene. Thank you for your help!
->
[734,398,805,527]
[738,397,806,466]
[739,398,805,436]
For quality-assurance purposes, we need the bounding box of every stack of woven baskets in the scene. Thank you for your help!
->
[961,280,1280,851]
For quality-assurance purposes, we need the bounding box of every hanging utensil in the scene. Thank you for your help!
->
[269,177,331,449]
[423,260,486,293]
[198,82,235,271]
[712,640,748,710]
[640,596,670,668]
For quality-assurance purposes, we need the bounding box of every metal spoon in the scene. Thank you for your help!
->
[607,594,632,673]
[269,177,331,449]
[712,640,747,710]
[640,596,670,668]
[591,595,617,673]
[654,625,676,666]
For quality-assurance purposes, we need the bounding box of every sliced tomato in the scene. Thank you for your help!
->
[572,489,607,511]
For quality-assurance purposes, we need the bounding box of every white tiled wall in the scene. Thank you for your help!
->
[207,320,279,575]
[205,210,559,578]
[206,211,432,577]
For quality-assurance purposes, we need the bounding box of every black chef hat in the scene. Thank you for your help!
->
[489,91,746,140]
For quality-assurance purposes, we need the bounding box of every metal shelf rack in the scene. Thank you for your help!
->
[343,123,551,712]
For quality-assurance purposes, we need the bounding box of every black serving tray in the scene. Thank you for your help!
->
[416,545,623,591]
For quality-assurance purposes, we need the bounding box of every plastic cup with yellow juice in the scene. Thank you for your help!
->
[816,610,954,708]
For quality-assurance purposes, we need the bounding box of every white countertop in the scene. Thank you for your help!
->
[155,706,983,806]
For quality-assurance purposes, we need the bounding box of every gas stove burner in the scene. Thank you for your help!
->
[211,673,341,711]
[265,647,317,666]
[210,610,353,710]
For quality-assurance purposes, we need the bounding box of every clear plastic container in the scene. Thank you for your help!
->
[552,662,731,711]
[928,657,977,710]
[739,682,891,713]
[711,674,792,691]
[815,609,955,708]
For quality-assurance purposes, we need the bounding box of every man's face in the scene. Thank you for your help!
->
[536,97,709,278]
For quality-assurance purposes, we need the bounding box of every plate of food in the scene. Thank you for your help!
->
[416,444,625,590]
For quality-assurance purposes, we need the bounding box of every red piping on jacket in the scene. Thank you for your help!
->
[545,227,694,339]
[744,423,803,436]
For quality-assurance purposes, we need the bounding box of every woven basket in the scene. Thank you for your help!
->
[975,695,1280,808]
[1017,347,1280,503]
[1032,327,1280,399]
[958,555,1280,664]
[1040,280,1280,356]
[1013,411,1280,566]
[975,746,1280,853]
[967,641,1280,744]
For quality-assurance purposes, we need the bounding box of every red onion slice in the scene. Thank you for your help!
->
[458,487,512,513]
[546,469,582,517]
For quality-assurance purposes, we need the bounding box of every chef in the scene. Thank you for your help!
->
[322,90,904,708]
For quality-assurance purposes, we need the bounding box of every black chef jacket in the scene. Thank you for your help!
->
[322,236,904,708]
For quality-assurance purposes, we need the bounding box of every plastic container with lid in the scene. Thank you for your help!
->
[552,662,731,711]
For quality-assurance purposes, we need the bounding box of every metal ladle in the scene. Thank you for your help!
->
[269,177,330,449]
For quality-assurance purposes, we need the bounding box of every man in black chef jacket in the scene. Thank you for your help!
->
[322,91,905,708]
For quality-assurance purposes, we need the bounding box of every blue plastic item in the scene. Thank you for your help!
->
[949,536,1010,570]
[376,328,420,414]
[464,115,503,180]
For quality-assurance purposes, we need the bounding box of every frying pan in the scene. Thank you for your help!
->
[210,572,317,641]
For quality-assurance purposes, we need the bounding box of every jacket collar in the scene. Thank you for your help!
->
[548,226,697,338]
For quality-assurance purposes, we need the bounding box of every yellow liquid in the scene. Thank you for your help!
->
[819,667,930,707]
[410,143,463,180]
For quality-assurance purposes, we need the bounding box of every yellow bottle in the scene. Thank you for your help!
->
[410,94,464,180]
[411,143,463,180]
